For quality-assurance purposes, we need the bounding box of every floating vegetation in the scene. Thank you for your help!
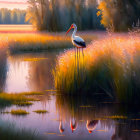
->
[21,92,45,96]
[14,101,33,106]
[45,89,58,92]
[10,109,29,115]
[96,129,108,132]
[0,93,37,107]
[105,115,127,119]
[45,133,56,135]
[23,58,47,62]
[33,110,48,114]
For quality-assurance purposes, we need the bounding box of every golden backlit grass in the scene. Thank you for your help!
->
[54,35,140,103]
[0,25,97,53]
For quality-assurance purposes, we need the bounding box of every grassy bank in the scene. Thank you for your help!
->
[54,35,140,103]
[0,31,96,54]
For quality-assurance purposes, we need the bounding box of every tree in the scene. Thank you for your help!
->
[97,0,140,31]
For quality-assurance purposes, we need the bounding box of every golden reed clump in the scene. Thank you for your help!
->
[54,35,140,103]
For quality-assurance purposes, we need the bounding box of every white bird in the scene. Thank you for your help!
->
[66,23,86,49]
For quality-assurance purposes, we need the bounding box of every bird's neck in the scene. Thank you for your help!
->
[72,27,77,39]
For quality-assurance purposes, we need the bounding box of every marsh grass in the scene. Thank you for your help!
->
[14,101,33,106]
[21,91,45,96]
[0,92,39,107]
[0,28,97,54]
[10,109,29,115]
[33,110,48,114]
[54,35,140,103]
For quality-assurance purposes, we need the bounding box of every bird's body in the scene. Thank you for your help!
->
[66,24,86,49]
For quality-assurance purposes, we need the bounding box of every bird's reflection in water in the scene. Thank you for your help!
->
[86,120,98,133]
[59,121,65,133]
[56,93,140,139]
[70,118,77,133]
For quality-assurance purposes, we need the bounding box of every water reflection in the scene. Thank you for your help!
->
[56,94,140,139]
[0,48,7,91]
[5,51,59,92]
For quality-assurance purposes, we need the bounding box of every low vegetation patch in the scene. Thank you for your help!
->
[33,110,48,114]
[14,101,33,106]
[21,92,45,96]
[0,92,39,107]
[105,115,127,119]
[54,35,140,103]
[0,32,96,54]
[10,109,29,115]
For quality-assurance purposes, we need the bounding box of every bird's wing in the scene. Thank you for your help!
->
[75,36,84,42]
[73,36,86,47]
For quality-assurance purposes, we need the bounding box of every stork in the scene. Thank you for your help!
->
[66,23,86,50]
[66,23,86,73]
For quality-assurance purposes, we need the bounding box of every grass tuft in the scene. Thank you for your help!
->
[10,109,29,115]
[21,92,45,96]
[0,92,39,107]
[33,110,48,114]
[14,101,33,106]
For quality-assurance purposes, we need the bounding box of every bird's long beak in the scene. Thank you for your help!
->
[66,26,72,36]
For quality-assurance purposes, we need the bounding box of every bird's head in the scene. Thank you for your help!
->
[66,23,77,36]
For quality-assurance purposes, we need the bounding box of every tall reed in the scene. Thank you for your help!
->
[53,35,140,103]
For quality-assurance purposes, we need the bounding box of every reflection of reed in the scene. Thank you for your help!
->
[0,47,7,91]
[26,52,59,91]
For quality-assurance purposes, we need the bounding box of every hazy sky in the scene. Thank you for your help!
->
[0,0,28,9]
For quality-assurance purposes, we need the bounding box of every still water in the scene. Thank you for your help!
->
[0,50,140,140]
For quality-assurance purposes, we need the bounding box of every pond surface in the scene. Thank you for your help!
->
[0,50,140,140]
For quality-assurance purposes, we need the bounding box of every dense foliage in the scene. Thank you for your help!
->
[0,8,28,24]
[26,0,103,31]
[97,0,140,31]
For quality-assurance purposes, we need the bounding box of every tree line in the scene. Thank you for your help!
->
[26,0,140,32]
[0,8,28,24]
[97,0,140,31]
[26,0,103,31]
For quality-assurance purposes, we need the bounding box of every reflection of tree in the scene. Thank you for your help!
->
[0,47,7,92]
[27,52,58,91]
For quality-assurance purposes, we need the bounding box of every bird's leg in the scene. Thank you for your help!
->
[76,47,78,78]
